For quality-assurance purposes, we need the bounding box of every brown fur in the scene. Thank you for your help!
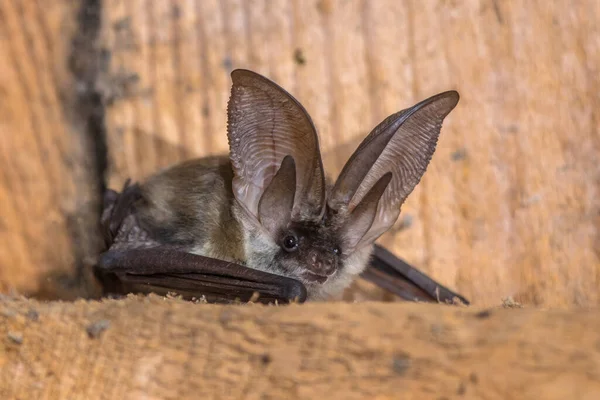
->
[135,156,245,264]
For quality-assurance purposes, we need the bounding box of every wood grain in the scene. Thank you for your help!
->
[99,0,600,307]
[0,0,104,297]
[1,295,600,399]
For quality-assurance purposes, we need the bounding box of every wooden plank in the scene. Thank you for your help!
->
[2,295,600,399]
[0,0,104,297]
[100,0,599,307]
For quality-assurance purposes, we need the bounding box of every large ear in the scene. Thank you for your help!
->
[330,91,459,250]
[227,69,326,225]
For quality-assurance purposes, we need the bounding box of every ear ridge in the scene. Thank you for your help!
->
[331,91,459,247]
[227,69,326,223]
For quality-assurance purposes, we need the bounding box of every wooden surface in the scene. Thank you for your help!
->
[1,295,600,399]
[0,0,104,297]
[0,0,599,307]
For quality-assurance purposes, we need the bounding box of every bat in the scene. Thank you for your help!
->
[94,69,468,306]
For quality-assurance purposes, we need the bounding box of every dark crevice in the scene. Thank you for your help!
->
[69,0,108,200]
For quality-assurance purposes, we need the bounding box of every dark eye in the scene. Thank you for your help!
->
[333,246,340,255]
[282,235,298,252]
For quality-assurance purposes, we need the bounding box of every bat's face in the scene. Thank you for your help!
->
[272,219,341,284]
[235,203,375,300]
[227,69,459,300]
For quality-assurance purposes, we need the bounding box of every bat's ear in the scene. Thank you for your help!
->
[227,69,326,229]
[331,91,459,252]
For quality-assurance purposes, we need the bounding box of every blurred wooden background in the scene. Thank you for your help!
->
[0,0,598,307]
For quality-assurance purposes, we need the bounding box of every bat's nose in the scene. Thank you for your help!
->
[309,253,336,276]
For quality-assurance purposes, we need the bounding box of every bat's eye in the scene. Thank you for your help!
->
[333,246,340,255]
[282,235,299,252]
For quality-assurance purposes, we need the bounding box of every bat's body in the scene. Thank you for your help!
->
[96,69,469,305]
[105,156,372,300]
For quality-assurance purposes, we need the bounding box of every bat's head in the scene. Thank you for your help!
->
[227,69,459,300]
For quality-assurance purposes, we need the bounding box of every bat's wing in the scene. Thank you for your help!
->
[95,248,307,304]
[96,181,307,304]
[361,244,470,305]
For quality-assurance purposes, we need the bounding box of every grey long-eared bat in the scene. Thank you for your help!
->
[95,69,468,305]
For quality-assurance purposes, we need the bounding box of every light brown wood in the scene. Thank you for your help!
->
[1,295,600,399]
[99,0,600,307]
[0,0,103,297]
